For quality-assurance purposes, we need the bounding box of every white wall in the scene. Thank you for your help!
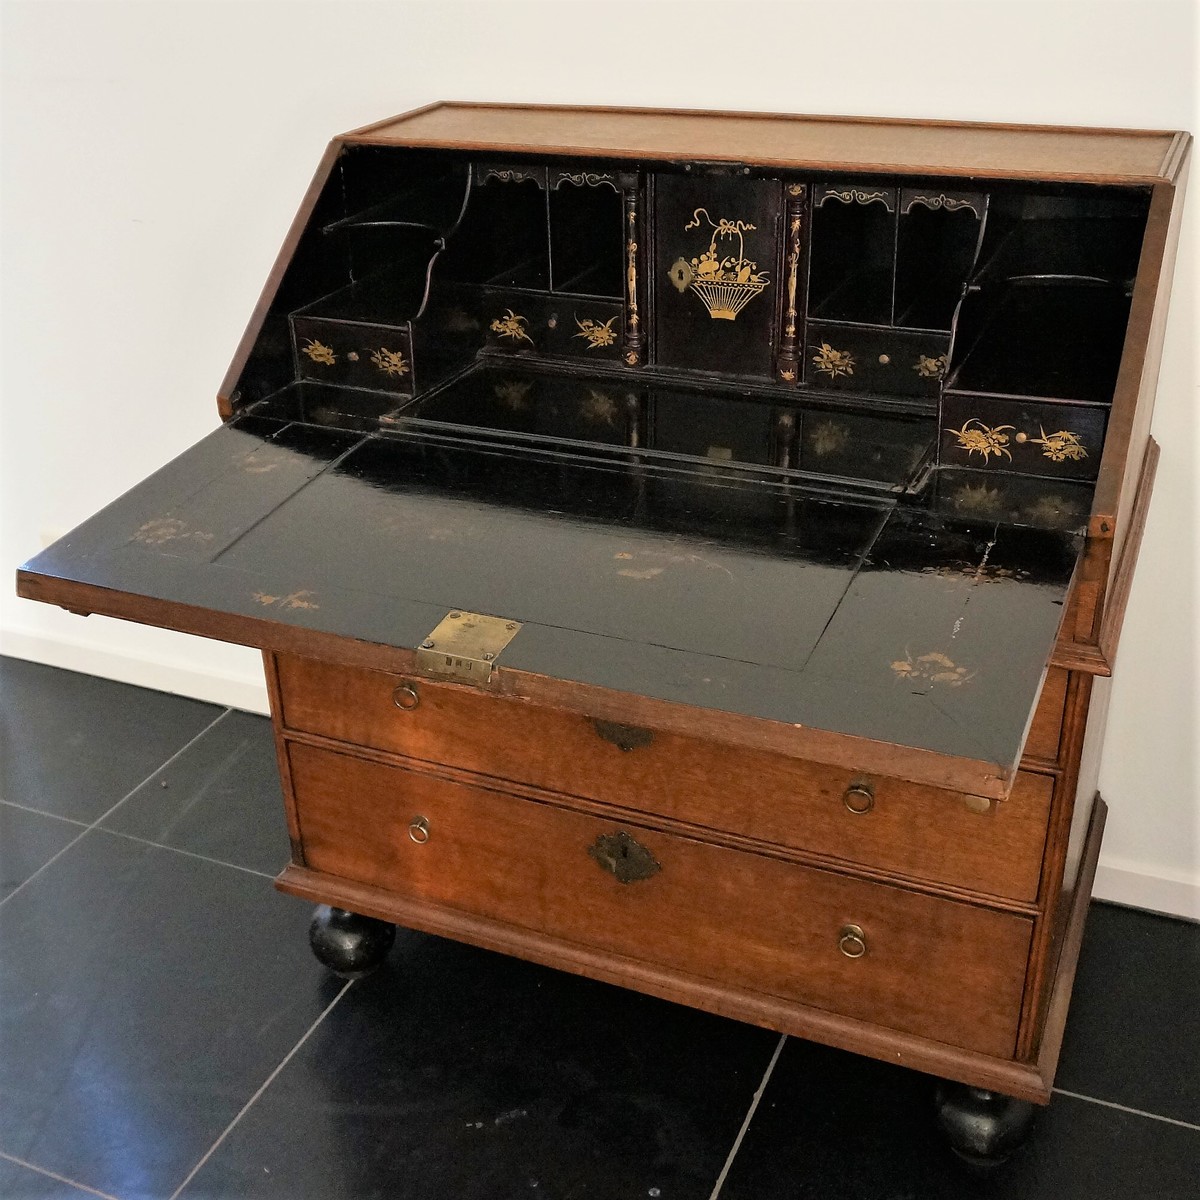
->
[2,0,1196,916]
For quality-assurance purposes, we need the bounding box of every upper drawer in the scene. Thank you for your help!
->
[274,654,1053,903]
[289,740,1031,1059]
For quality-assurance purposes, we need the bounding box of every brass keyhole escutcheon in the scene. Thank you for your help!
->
[408,816,430,844]
[588,831,661,884]
[839,924,867,958]
[592,719,654,753]
[393,683,420,711]
[843,782,875,815]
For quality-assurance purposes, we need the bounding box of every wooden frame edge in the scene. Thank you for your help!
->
[13,570,1016,800]
[216,138,346,420]
[342,99,450,138]
[1099,437,1160,667]
[1034,793,1108,1093]
[275,862,1050,1103]
[262,651,306,865]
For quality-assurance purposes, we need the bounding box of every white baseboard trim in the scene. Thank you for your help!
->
[1,629,270,715]
[1093,857,1200,922]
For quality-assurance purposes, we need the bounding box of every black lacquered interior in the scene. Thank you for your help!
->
[21,144,1162,785]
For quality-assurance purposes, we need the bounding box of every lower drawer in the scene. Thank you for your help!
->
[274,654,1053,902]
[289,741,1033,1058]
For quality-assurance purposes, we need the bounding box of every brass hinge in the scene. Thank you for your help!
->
[414,610,522,686]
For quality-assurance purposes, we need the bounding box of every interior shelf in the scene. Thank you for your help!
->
[293,262,436,327]
[973,216,1147,286]
[948,281,1132,404]
[321,168,471,238]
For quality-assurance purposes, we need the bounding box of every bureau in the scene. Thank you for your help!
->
[16,103,1190,1162]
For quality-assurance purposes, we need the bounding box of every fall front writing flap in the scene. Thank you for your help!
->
[17,414,1083,799]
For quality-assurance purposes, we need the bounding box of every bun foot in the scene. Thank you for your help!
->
[308,905,395,978]
[934,1082,1036,1166]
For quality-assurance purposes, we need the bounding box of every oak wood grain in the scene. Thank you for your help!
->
[287,740,1033,1058]
[346,102,1183,184]
[276,652,1052,902]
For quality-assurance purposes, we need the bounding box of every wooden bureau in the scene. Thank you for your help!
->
[17,103,1190,1161]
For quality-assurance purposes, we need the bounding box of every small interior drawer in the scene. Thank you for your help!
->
[804,323,949,396]
[289,740,1032,1058]
[274,654,1053,903]
[941,394,1106,480]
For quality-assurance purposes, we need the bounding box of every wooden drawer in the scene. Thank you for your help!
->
[289,741,1032,1058]
[274,654,1053,903]
[805,323,949,397]
[941,394,1106,481]
[1026,667,1068,763]
[480,290,624,362]
[292,316,415,397]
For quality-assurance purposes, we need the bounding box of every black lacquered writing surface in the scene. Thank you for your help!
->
[19,416,1082,786]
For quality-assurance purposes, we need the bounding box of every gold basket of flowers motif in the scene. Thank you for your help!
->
[670,208,770,321]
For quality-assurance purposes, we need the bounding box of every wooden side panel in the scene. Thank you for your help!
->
[288,740,1033,1058]
[1015,669,1095,1058]
[1094,164,1189,536]
[1026,668,1069,763]
[217,139,346,418]
[261,651,305,866]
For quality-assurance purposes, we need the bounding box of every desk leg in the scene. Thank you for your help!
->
[934,1082,1036,1165]
[309,904,395,979]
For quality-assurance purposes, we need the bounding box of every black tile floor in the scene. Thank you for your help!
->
[0,654,1197,1199]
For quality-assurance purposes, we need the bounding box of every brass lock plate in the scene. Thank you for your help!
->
[415,610,522,685]
[589,831,661,884]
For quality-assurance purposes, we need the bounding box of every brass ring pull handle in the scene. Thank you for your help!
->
[588,831,661,884]
[393,683,420,711]
[839,924,868,958]
[843,782,875,815]
[408,816,430,844]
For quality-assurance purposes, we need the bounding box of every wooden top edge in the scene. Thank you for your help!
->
[347,99,1184,141]
[1160,130,1194,183]
[338,100,1187,184]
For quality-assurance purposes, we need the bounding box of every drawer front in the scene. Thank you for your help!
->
[275,655,1052,902]
[941,395,1106,481]
[805,323,949,397]
[1026,668,1068,763]
[480,290,624,362]
[290,742,1031,1058]
[293,316,415,396]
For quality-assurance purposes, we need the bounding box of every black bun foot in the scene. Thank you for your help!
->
[935,1082,1036,1166]
[308,905,395,979]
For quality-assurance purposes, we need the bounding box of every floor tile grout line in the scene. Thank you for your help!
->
[0,709,232,912]
[1053,1087,1200,1133]
[0,1150,123,1200]
[0,797,90,826]
[93,826,279,880]
[168,978,354,1200]
[708,1033,787,1200]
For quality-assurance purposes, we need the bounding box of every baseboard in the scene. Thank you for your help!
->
[1093,857,1200,922]
[1,629,270,715]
